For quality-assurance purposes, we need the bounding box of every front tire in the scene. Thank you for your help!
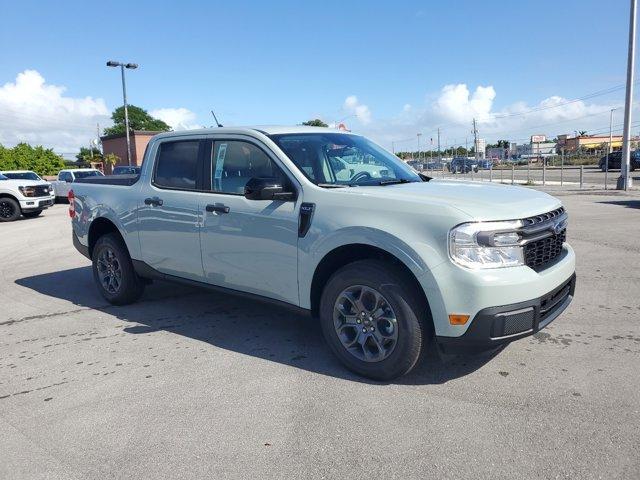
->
[22,210,43,218]
[0,197,21,222]
[92,233,145,305]
[319,260,429,381]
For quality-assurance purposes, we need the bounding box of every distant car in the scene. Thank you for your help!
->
[0,171,55,222]
[448,157,479,174]
[478,160,493,169]
[52,168,104,201]
[598,151,639,172]
[112,166,141,175]
[422,161,444,171]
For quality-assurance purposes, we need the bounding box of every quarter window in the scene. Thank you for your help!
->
[154,141,200,190]
[211,140,284,194]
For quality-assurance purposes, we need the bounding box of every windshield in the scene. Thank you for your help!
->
[74,170,104,179]
[270,133,421,186]
[2,171,41,181]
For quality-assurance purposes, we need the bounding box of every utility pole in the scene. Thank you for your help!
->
[618,0,636,190]
[472,118,479,162]
[437,128,441,163]
[606,108,617,189]
[417,133,422,162]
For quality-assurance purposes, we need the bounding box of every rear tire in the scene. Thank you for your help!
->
[319,259,429,381]
[0,197,21,222]
[22,210,43,218]
[92,233,145,305]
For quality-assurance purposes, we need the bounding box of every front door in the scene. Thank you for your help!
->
[199,138,299,305]
[137,138,207,281]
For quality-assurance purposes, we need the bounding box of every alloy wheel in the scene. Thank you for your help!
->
[333,285,399,362]
[97,248,122,294]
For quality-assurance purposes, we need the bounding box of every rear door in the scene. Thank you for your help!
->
[199,136,300,304]
[137,138,209,281]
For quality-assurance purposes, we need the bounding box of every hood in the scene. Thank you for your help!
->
[0,178,49,187]
[337,179,562,221]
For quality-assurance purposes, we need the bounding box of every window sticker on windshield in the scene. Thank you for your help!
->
[214,143,227,190]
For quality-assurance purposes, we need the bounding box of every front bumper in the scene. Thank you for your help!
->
[19,196,55,211]
[436,273,576,353]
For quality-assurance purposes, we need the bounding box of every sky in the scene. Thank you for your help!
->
[0,0,636,157]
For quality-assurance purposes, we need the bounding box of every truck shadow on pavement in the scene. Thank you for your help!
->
[15,266,500,385]
[597,200,640,209]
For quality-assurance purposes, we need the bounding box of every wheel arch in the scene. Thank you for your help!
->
[88,217,127,258]
[309,244,433,329]
[0,192,20,203]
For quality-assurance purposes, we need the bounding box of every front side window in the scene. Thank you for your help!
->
[211,140,285,194]
[270,133,421,186]
[154,140,199,190]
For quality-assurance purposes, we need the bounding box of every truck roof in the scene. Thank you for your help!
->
[152,125,356,140]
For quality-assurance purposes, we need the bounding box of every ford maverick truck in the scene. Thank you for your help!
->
[69,126,576,380]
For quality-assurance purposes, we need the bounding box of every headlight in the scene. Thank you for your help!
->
[18,186,36,197]
[449,220,524,269]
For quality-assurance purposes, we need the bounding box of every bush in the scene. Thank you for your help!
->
[0,143,66,176]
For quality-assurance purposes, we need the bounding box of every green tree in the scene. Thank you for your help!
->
[76,146,103,162]
[103,153,120,169]
[104,105,171,136]
[0,143,66,176]
[301,119,328,127]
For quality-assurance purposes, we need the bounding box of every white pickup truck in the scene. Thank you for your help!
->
[0,170,55,222]
[52,168,104,202]
[69,126,576,380]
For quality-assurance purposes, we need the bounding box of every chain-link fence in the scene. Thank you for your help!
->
[417,153,638,189]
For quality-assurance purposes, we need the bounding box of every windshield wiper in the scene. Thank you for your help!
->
[378,178,413,186]
[317,183,349,188]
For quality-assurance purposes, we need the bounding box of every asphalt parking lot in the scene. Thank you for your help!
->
[1,190,639,479]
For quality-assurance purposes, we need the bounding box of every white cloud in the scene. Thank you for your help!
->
[351,83,623,151]
[0,70,110,156]
[433,84,496,124]
[149,107,202,131]
[343,95,372,124]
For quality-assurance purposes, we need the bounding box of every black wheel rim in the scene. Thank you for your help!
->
[0,200,15,219]
[333,285,398,363]
[97,248,122,294]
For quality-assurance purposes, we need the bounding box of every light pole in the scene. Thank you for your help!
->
[618,0,636,190]
[107,60,138,166]
[417,133,422,162]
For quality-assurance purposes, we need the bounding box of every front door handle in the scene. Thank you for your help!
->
[206,203,230,214]
[144,197,163,207]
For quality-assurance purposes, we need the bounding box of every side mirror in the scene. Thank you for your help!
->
[244,177,295,201]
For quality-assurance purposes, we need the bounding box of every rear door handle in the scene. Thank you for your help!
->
[206,203,230,214]
[144,197,163,207]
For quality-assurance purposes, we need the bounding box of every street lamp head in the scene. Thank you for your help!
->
[125,63,138,69]
[106,60,121,67]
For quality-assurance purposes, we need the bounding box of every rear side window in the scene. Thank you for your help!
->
[154,141,200,190]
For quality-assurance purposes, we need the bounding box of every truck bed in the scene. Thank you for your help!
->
[74,174,140,186]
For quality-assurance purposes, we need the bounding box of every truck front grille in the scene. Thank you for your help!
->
[33,185,51,197]
[524,229,566,268]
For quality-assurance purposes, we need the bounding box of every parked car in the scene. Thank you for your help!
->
[69,126,576,380]
[448,157,479,174]
[478,159,493,169]
[112,165,141,175]
[52,168,103,201]
[0,171,55,222]
[598,151,639,172]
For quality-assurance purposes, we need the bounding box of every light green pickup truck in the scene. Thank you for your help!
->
[70,126,576,380]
